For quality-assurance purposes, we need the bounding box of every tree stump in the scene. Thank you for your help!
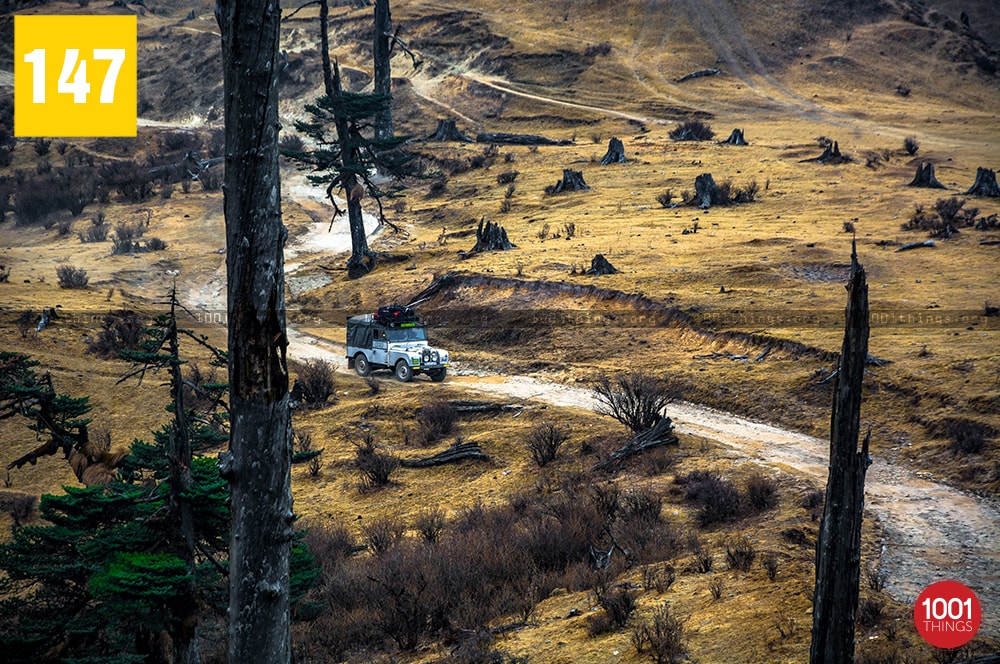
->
[965,167,1000,197]
[907,162,945,189]
[600,137,626,165]
[722,128,748,145]
[802,140,846,164]
[546,169,590,194]
[469,217,515,253]
[586,253,617,276]
[694,172,719,208]
[428,119,473,143]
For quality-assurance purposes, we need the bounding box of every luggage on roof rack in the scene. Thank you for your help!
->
[375,304,417,326]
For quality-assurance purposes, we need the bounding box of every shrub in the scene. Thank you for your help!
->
[584,42,612,57]
[708,576,725,600]
[278,132,306,154]
[86,309,145,359]
[762,554,779,581]
[33,138,51,156]
[99,160,154,202]
[693,548,714,573]
[12,177,61,226]
[725,534,756,572]
[865,563,888,592]
[157,130,200,154]
[678,470,741,526]
[198,167,222,191]
[588,585,636,635]
[669,120,714,141]
[903,136,919,155]
[745,473,779,512]
[632,601,686,664]
[354,437,399,491]
[416,400,457,445]
[415,507,446,543]
[732,178,759,203]
[56,265,89,289]
[294,359,335,407]
[524,421,570,467]
[55,220,73,236]
[363,517,404,554]
[496,170,519,184]
[856,596,885,630]
[111,222,143,255]
[642,563,676,592]
[80,222,109,243]
[593,371,678,433]
[656,190,674,208]
[146,237,168,251]
[0,492,38,526]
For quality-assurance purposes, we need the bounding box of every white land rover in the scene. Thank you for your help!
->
[346,306,450,382]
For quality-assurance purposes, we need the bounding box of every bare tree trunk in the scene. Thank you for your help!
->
[373,0,394,142]
[217,2,293,663]
[810,243,871,664]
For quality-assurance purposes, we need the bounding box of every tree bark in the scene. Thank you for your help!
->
[965,167,1000,197]
[373,0,393,142]
[810,243,871,664]
[907,161,946,188]
[600,137,626,165]
[694,172,718,208]
[217,2,293,663]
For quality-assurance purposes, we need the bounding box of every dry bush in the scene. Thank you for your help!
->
[146,237,168,251]
[856,596,885,630]
[865,563,888,592]
[157,130,201,154]
[677,470,741,526]
[670,120,714,141]
[0,492,38,526]
[354,437,399,491]
[725,534,756,572]
[278,133,306,154]
[79,222,109,243]
[856,640,905,664]
[12,176,62,226]
[745,473,779,512]
[800,488,825,521]
[642,563,676,592]
[363,517,405,554]
[593,371,678,433]
[414,507,446,543]
[56,265,89,289]
[524,421,570,467]
[111,222,144,255]
[693,548,714,573]
[293,359,335,408]
[656,190,674,208]
[416,400,457,445]
[100,159,155,203]
[585,41,612,56]
[632,601,686,664]
[198,168,222,191]
[588,584,637,635]
[732,178,759,203]
[762,554,779,581]
[34,137,51,156]
[496,170,518,184]
[87,309,145,359]
[499,198,512,214]
[903,135,919,155]
[708,576,725,600]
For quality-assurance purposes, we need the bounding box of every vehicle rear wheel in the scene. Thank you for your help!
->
[428,368,447,382]
[354,353,372,377]
[395,360,414,382]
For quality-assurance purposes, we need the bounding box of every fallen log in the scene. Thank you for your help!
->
[980,239,1000,246]
[400,441,490,468]
[677,67,721,82]
[448,400,524,414]
[592,418,678,472]
[476,132,573,146]
[896,239,935,252]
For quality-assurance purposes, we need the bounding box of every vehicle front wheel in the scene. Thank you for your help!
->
[428,368,447,382]
[395,360,414,382]
[354,353,371,377]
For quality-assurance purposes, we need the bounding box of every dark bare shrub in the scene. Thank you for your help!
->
[857,596,885,630]
[278,132,306,154]
[12,177,61,226]
[111,222,143,255]
[157,130,201,154]
[34,138,51,156]
[693,548,714,574]
[708,576,725,600]
[656,190,674,208]
[0,492,37,526]
[364,517,404,554]
[86,309,145,359]
[642,563,676,592]
[670,120,714,142]
[745,473,779,512]
[496,170,519,184]
[294,359,335,407]
[733,178,759,203]
[99,159,154,202]
[585,41,612,56]
[55,219,73,236]
[588,585,636,635]
[146,237,168,251]
[904,136,919,156]
[354,437,399,491]
[865,563,888,592]
[632,601,685,663]
[80,222,109,243]
[416,399,457,445]
[56,265,89,289]
[762,554,779,581]
[303,521,356,565]
[593,371,678,433]
[679,470,741,526]
[198,167,222,191]
[725,534,756,572]
[415,507,446,543]
[524,421,570,467]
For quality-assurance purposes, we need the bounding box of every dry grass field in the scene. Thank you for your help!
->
[1,0,999,662]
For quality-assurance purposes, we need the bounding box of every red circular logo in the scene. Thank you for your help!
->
[913,580,982,649]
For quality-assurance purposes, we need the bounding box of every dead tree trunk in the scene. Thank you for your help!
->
[965,167,1000,197]
[546,169,590,194]
[723,128,748,145]
[586,253,617,275]
[694,172,718,208]
[908,162,946,189]
[373,0,393,142]
[217,1,293,662]
[802,140,846,164]
[469,217,515,253]
[592,418,678,471]
[428,119,473,142]
[810,243,872,664]
[600,137,626,164]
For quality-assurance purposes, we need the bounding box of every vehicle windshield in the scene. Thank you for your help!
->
[387,326,427,343]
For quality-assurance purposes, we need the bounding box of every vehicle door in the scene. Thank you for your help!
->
[371,328,389,366]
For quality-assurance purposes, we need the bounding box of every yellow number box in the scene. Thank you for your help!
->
[15,15,137,137]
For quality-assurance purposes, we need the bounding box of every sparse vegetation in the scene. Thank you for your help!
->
[293,359,336,408]
[904,136,919,155]
[632,601,686,663]
[593,371,678,433]
[724,534,757,572]
[416,400,457,445]
[670,120,714,141]
[56,265,89,289]
[524,421,570,466]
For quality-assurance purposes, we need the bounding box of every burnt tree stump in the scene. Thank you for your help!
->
[546,169,590,194]
[469,217,515,254]
[428,119,474,143]
[722,128,749,145]
[586,253,617,276]
[908,162,946,189]
[810,242,871,664]
[600,137,627,165]
[965,167,1000,197]
[802,140,847,164]
[694,172,719,208]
